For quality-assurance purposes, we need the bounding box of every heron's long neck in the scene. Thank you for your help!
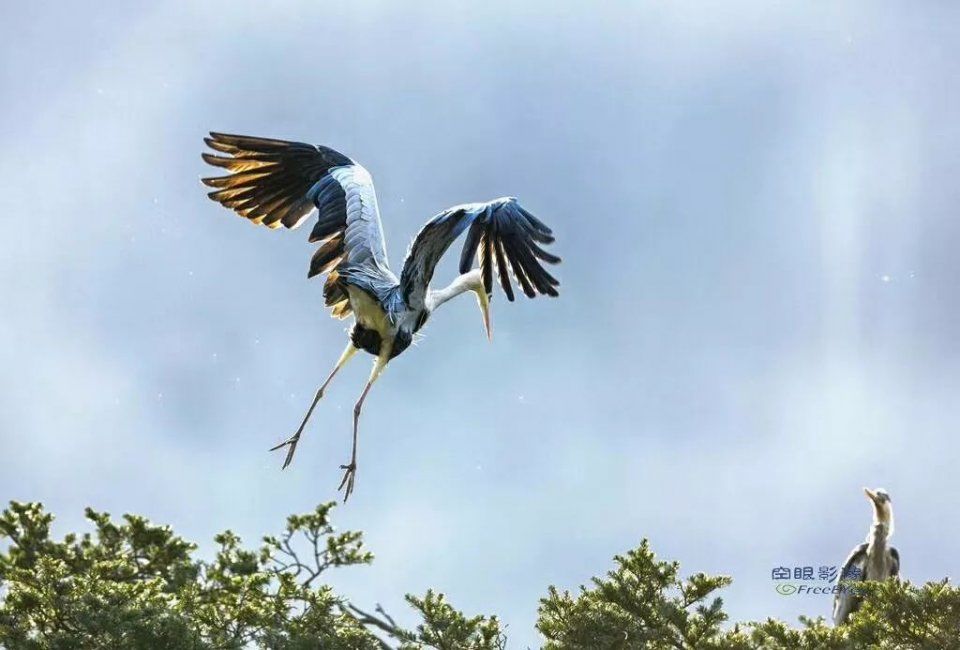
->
[426,269,482,311]
[864,519,893,579]
[866,518,893,549]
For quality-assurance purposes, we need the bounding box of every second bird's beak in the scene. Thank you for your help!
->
[863,487,892,526]
[475,289,492,341]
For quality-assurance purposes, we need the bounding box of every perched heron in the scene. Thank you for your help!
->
[201,132,560,500]
[833,487,900,625]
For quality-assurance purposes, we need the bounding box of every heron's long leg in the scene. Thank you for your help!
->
[338,343,392,501]
[271,343,358,469]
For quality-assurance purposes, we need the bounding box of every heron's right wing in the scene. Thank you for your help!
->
[833,543,868,625]
[202,133,393,318]
[399,197,560,311]
[889,547,900,577]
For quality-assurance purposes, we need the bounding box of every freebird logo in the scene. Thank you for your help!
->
[775,584,859,596]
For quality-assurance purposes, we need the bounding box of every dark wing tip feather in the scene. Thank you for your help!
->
[531,244,561,265]
[208,131,294,149]
[200,132,344,232]
[493,240,515,301]
[517,205,553,234]
[454,199,561,301]
[200,152,227,167]
[501,202,560,299]
[203,136,236,154]
[481,234,494,295]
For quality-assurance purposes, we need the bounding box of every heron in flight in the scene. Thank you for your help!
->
[833,487,900,625]
[201,132,560,500]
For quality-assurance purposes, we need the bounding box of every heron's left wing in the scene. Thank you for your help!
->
[399,197,560,311]
[201,132,394,319]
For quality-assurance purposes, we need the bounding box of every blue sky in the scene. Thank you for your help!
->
[2,1,958,646]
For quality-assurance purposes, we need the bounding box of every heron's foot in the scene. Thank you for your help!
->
[269,433,300,470]
[338,462,357,502]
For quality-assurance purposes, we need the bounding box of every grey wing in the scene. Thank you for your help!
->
[833,543,868,626]
[202,132,393,319]
[889,547,900,577]
[399,197,560,311]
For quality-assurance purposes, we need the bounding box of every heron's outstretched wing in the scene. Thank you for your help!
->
[889,547,900,577]
[201,132,393,319]
[833,543,868,625]
[399,197,560,311]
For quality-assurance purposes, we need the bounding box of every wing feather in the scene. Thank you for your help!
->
[399,197,560,311]
[201,132,394,319]
[493,240,515,301]
[833,543,868,625]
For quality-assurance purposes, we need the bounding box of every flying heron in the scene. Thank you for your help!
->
[833,487,900,625]
[201,132,560,500]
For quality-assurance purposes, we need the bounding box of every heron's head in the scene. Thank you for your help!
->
[452,268,492,340]
[427,269,492,341]
[864,487,893,525]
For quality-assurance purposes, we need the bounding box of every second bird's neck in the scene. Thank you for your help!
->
[866,520,892,548]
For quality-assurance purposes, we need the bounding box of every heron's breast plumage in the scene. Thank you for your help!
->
[346,286,393,330]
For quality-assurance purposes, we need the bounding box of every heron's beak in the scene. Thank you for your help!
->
[474,289,492,341]
[863,487,892,525]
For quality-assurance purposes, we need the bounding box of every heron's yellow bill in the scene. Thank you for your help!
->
[475,289,492,341]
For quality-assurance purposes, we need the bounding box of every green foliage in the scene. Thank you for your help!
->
[2,500,959,649]
[397,591,505,650]
[537,540,731,649]
[0,501,500,649]
[0,502,202,649]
